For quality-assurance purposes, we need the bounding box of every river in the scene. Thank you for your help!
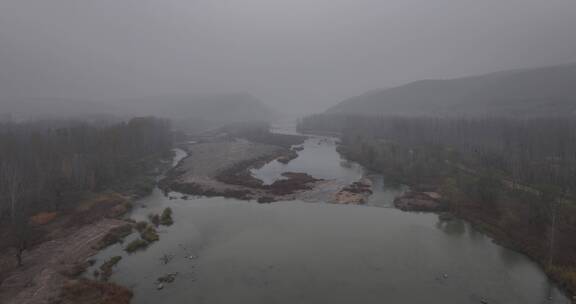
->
[88,123,570,304]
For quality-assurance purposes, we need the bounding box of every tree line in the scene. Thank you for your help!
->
[0,117,172,264]
[299,114,576,197]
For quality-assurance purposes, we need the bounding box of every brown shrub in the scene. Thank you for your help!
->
[30,212,59,225]
[68,194,131,227]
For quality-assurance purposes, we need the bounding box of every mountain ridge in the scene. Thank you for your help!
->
[326,63,576,117]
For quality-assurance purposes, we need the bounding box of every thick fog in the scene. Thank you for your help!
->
[1,0,576,114]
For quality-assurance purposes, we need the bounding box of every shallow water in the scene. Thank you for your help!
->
[251,136,363,185]
[89,125,570,304]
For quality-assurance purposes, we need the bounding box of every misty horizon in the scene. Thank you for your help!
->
[2,0,576,115]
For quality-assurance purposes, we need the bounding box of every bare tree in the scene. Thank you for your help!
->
[2,162,22,223]
[0,161,29,266]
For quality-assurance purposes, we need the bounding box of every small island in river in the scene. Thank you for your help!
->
[160,137,326,202]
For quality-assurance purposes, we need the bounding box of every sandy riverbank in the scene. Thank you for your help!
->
[161,139,325,202]
[0,194,134,304]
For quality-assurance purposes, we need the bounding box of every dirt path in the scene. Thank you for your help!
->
[0,218,127,304]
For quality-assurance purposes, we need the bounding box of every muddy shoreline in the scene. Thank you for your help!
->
[394,191,576,301]
[0,211,132,304]
[0,153,177,304]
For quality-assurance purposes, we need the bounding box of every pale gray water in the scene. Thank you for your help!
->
[88,125,570,304]
[250,136,363,185]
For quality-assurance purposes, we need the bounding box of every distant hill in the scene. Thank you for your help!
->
[1,93,275,125]
[0,98,120,120]
[121,93,276,134]
[327,63,576,117]
[117,93,274,123]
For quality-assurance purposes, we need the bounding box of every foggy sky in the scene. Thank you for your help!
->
[1,0,576,114]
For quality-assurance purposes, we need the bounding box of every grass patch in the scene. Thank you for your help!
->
[124,239,149,253]
[160,208,174,226]
[98,256,122,281]
[139,226,159,243]
[94,224,133,250]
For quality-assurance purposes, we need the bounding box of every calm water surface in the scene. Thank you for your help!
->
[251,136,363,185]
[89,124,570,304]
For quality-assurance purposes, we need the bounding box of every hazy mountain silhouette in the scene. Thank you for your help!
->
[1,93,274,123]
[327,63,576,117]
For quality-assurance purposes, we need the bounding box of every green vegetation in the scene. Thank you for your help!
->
[145,208,174,228]
[0,117,172,265]
[98,256,122,281]
[94,224,133,250]
[126,220,160,250]
[139,226,159,243]
[160,208,174,226]
[547,266,576,295]
[124,239,149,253]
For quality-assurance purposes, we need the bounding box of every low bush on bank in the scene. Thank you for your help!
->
[548,266,576,295]
[98,256,122,281]
[94,224,133,250]
[160,208,174,226]
[139,226,159,243]
[124,239,149,253]
[124,222,160,252]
